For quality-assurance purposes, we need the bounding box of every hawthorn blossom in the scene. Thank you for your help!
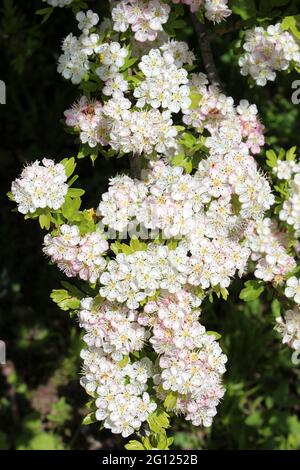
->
[102,74,129,98]
[43,225,109,283]
[95,42,129,80]
[275,161,300,235]
[275,307,300,351]
[285,277,300,304]
[57,33,92,84]
[134,49,191,112]
[111,0,171,42]
[171,0,232,22]
[76,10,99,34]
[11,159,68,214]
[64,96,110,148]
[156,328,227,427]
[79,298,149,360]
[80,348,156,437]
[239,24,300,86]
[13,5,300,443]
[246,218,296,285]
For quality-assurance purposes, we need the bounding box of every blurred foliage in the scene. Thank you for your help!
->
[0,0,300,450]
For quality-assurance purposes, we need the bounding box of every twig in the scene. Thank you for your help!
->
[215,20,249,36]
[129,153,141,179]
[190,14,223,89]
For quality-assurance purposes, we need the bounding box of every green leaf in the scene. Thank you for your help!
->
[19,433,63,450]
[230,0,256,19]
[271,298,281,317]
[50,289,81,311]
[35,7,54,24]
[172,19,187,29]
[282,16,300,40]
[245,411,263,427]
[266,149,278,168]
[164,391,178,412]
[7,191,14,202]
[61,157,76,178]
[68,188,85,198]
[60,281,85,299]
[130,237,147,253]
[207,331,222,340]
[147,409,170,434]
[47,398,72,425]
[239,280,265,302]
[61,196,81,221]
[179,132,197,149]
[111,241,123,255]
[286,146,297,161]
[125,440,145,450]
[172,154,193,174]
[118,355,129,368]
[82,413,97,426]
[189,92,202,110]
[119,57,138,72]
[39,213,51,230]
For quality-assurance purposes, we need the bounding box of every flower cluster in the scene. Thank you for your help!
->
[245,218,296,285]
[183,76,265,156]
[273,160,300,235]
[79,298,149,360]
[11,159,68,214]
[43,225,109,283]
[111,0,171,42]
[275,307,300,351]
[96,156,275,304]
[171,0,232,23]
[64,97,110,148]
[95,42,129,81]
[58,33,93,84]
[239,24,300,86]
[134,48,191,113]
[65,94,178,156]
[80,347,156,437]
[58,11,102,84]
[79,286,227,433]
[13,1,300,447]
[108,107,178,156]
[98,155,274,239]
[99,245,188,309]
[142,292,226,427]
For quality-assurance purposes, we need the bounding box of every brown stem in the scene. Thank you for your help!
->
[215,20,249,36]
[190,14,223,89]
[129,153,141,179]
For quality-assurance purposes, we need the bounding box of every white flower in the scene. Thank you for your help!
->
[102,74,129,98]
[285,276,300,304]
[275,307,300,351]
[76,10,99,34]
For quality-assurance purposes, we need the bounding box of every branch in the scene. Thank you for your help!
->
[129,153,142,179]
[190,14,223,89]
